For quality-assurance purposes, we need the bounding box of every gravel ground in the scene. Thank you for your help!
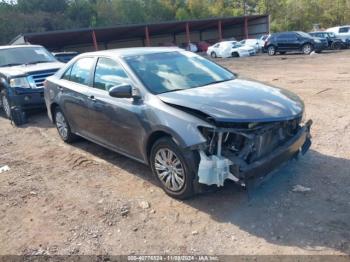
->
[0,50,349,255]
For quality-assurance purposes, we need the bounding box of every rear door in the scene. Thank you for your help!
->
[58,57,96,137]
[87,56,145,159]
[286,32,300,50]
[277,33,299,51]
[276,33,289,50]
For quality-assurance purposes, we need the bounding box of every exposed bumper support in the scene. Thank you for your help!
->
[241,120,312,181]
[197,120,312,187]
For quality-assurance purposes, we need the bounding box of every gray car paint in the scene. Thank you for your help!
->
[158,79,304,123]
[44,48,304,165]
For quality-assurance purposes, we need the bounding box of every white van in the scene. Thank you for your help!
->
[326,26,350,42]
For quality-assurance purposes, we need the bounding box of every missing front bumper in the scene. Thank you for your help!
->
[197,120,312,187]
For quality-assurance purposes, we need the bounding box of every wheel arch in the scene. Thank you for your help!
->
[50,102,60,123]
[144,129,186,165]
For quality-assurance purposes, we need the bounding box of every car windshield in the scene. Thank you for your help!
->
[0,46,56,67]
[233,43,243,48]
[124,51,235,94]
[297,31,312,38]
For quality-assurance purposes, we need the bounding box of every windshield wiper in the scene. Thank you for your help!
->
[201,78,233,87]
[0,63,22,67]
[160,88,186,94]
[25,60,50,65]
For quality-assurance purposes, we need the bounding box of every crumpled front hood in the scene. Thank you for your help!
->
[158,79,304,123]
[0,62,63,77]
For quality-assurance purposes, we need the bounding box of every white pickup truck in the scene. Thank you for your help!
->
[326,25,350,43]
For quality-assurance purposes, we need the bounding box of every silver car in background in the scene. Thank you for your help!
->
[44,47,312,199]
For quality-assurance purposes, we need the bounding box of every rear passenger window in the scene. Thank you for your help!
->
[277,34,288,40]
[93,57,129,91]
[69,57,95,85]
[339,27,349,33]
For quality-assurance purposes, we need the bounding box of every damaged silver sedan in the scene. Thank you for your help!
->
[44,47,312,199]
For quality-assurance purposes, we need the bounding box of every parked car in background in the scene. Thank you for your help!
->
[240,39,265,53]
[197,41,210,52]
[44,47,312,199]
[259,34,271,52]
[264,31,327,55]
[207,41,255,58]
[52,51,79,63]
[0,45,63,125]
[309,31,344,50]
[185,42,198,52]
[326,25,350,43]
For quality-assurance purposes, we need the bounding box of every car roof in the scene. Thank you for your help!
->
[84,47,183,58]
[0,44,43,50]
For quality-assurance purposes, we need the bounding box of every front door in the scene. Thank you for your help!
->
[88,57,145,160]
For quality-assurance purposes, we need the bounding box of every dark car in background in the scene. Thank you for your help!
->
[265,31,328,55]
[0,45,63,125]
[309,31,345,50]
[52,51,79,63]
[44,47,312,199]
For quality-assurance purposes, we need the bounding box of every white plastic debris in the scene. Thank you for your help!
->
[0,165,10,174]
[292,185,311,192]
[139,200,150,209]
[198,151,239,187]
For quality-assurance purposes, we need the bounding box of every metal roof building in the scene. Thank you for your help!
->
[10,15,269,52]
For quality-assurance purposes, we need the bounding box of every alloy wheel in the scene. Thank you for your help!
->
[154,148,185,192]
[268,46,275,55]
[303,44,312,54]
[55,111,68,139]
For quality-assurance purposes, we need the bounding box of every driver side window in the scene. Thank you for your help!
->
[93,57,129,91]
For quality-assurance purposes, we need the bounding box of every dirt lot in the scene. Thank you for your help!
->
[0,50,350,256]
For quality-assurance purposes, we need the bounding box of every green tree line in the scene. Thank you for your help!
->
[0,0,349,44]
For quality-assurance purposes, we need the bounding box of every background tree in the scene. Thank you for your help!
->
[1,0,350,44]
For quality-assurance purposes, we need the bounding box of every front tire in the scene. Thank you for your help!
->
[267,45,276,56]
[1,93,11,119]
[150,137,196,199]
[231,52,239,57]
[54,107,77,143]
[302,43,313,55]
[210,52,217,58]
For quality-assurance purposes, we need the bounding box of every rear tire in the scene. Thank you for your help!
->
[267,46,276,56]
[150,137,197,199]
[302,43,313,55]
[54,107,77,143]
[332,42,342,50]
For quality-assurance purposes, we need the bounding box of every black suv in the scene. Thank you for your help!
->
[309,31,344,50]
[265,31,328,55]
[0,45,62,125]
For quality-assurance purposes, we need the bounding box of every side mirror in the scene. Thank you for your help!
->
[109,84,133,98]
